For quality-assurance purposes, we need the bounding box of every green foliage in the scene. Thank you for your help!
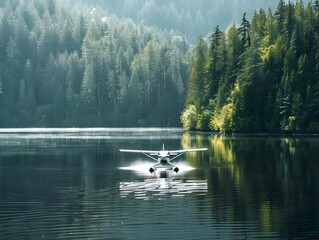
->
[88,0,283,41]
[183,1,319,133]
[186,37,208,108]
[210,103,233,132]
[0,0,189,127]
[181,105,197,130]
[196,109,211,131]
[1,0,318,131]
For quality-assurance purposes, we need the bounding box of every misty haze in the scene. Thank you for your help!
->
[1,1,319,239]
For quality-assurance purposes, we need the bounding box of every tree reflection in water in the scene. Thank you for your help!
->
[181,133,319,239]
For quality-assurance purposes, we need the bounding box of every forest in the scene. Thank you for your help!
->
[0,0,188,127]
[1,0,319,132]
[182,0,319,133]
[83,0,282,40]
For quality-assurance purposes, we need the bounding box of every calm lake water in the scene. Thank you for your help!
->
[0,128,319,239]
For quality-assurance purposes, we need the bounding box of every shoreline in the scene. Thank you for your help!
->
[184,129,319,137]
[1,127,319,137]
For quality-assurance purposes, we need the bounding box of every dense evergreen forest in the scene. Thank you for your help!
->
[0,0,188,127]
[85,0,281,40]
[182,0,319,133]
[1,0,318,132]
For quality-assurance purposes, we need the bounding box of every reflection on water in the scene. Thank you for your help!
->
[120,178,207,200]
[0,129,319,239]
[118,159,204,200]
[182,133,319,239]
[0,128,183,141]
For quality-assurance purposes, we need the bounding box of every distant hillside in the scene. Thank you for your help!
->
[84,0,309,40]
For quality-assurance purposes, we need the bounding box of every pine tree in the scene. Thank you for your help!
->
[284,1,295,43]
[232,37,263,131]
[186,37,208,108]
[279,72,293,131]
[206,26,225,102]
[6,36,19,81]
[275,0,286,34]
[238,13,251,50]
[81,58,97,113]
[225,23,241,85]
[128,61,143,125]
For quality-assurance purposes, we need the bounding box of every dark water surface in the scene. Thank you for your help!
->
[0,128,319,239]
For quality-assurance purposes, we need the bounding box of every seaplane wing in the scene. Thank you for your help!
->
[119,149,158,155]
[169,148,208,154]
[167,148,208,161]
[119,148,207,155]
[119,149,159,161]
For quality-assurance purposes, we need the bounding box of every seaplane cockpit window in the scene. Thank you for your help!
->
[160,158,168,164]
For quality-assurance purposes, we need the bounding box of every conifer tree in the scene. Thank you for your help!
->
[186,37,208,108]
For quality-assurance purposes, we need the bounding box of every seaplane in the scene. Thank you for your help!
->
[119,144,207,176]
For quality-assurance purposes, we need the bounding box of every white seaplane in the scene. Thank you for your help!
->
[119,144,207,176]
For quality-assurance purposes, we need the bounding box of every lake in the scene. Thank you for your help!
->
[0,128,318,239]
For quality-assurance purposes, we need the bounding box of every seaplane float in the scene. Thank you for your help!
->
[119,144,207,176]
